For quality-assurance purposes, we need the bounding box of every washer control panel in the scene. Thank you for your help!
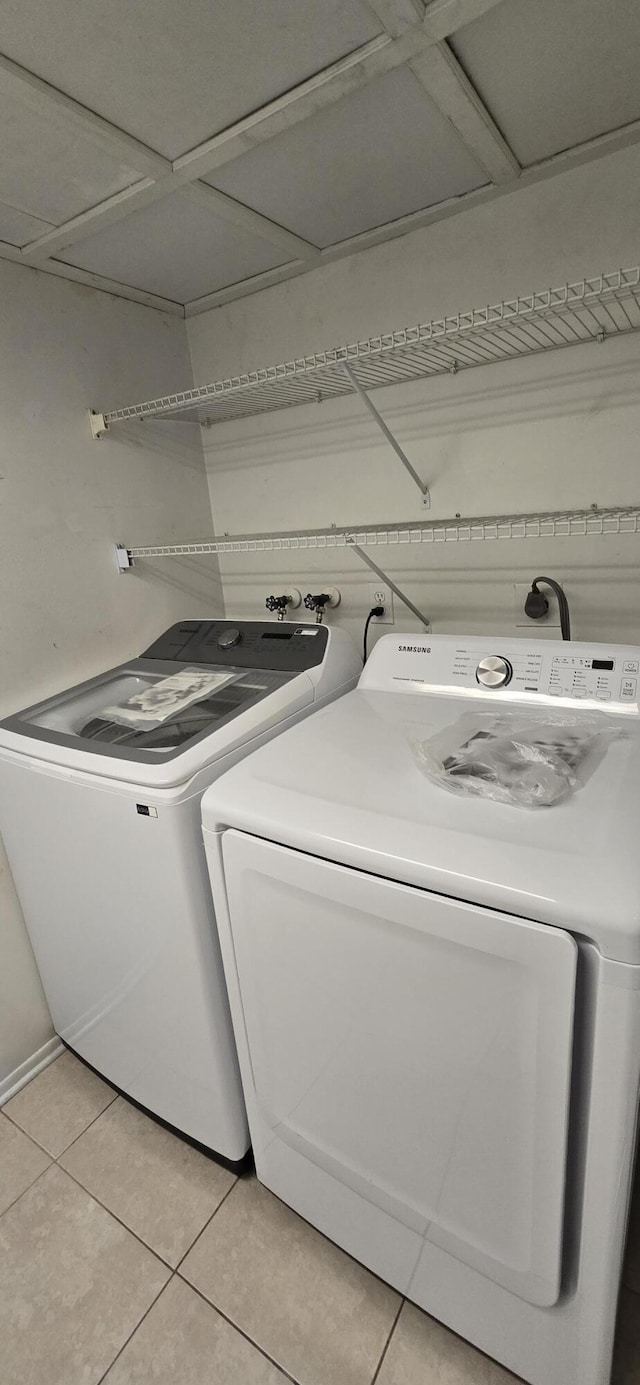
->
[362,634,640,709]
[142,620,329,672]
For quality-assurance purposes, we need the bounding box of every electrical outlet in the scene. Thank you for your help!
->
[369,583,394,624]
[514,582,561,629]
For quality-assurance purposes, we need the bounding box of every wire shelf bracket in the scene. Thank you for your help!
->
[341,361,430,506]
[90,411,109,440]
[93,265,640,434]
[114,544,134,572]
[348,541,430,627]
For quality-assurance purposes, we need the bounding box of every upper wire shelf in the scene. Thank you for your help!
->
[94,266,640,435]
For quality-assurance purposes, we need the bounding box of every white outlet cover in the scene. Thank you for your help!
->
[369,582,394,624]
[514,582,561,629]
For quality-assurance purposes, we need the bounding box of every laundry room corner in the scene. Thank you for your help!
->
[0,259,221,1099]
[4,4,640,1382]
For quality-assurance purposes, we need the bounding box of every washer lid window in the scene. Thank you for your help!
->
[5,659,292,763]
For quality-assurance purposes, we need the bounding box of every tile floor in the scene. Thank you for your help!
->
[1,1051,639,1385]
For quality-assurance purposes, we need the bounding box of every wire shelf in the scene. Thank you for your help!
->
[124,506,640,561]
[99,266,640,431]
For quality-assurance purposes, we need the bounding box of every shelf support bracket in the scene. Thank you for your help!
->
[342,362,430,506]
[90,411,109,440]
[114,544,134,572]
[347,540,430,629]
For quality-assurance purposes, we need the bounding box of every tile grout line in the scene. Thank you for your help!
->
[0,1159,54,1223]
[56,1162,179,1271]
[3,1087,119,1160]
[173,1173,241,1272]
[94,1272,176,1385]
[52,1089,120,1158]
[370,1296,405,1385]
[174,1271,301,1385]
[57,1145,241,1273]
[0,1115,54,1159]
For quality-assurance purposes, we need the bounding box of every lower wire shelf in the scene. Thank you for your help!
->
[116,506,640,567]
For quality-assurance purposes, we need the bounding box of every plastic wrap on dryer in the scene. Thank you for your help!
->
[409,710,622,808]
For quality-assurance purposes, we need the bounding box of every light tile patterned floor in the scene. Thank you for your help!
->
[1,1051,639,1385]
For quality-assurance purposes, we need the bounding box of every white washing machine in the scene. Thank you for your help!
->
[202,633,640,1378]
[0,618,359,1166]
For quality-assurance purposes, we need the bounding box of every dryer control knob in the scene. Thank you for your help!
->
[217,627,242,649]
[476,655,512,688]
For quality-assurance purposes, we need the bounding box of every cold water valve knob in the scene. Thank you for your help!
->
[304,592,331,624]
[266,589,302,621]
[303,588,341,624]
[476,655,512,688]
[266,594,289,621]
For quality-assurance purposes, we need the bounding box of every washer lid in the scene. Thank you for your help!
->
[202,686,640,964]
[0,657,308,788]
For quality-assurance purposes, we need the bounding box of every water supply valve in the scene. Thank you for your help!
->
[265,588,302,622]
[303,588,341,624]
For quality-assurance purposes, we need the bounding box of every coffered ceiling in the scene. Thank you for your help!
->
[1,0,638,316]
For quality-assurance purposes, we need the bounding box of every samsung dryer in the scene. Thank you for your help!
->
[0,619,360,1165]
[202,633,640,1379]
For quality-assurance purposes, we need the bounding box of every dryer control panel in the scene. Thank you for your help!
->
[360,634,640,710]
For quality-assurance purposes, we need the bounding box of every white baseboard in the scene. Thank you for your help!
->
[0,1035,63,1107]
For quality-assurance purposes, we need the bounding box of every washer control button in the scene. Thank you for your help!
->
[620,677,637,700]
[217,627,242,649]
[623,660,639,674]
[476,656,513,689]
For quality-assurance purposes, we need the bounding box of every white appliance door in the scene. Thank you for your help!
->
[0,756,248,1160]
[222,832,577,1307]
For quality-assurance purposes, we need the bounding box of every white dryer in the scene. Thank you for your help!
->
[0,619,359,1166]
[202,633,640,1378]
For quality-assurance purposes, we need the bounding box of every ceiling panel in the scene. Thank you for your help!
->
[451,0,640,166]
[0,200,54,246]
[208,66,488,248]
[0,75,142,224]
[0,0,382,161]
[61,188,289,302]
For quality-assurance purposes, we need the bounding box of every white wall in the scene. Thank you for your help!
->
[0,259,221,1096]
[188,145,640,654]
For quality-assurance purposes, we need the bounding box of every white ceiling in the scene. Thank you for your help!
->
[209,66,486,247]
[0,0,381,160]
[451,0,640,165]
[0,71,141,223]
[1,0,639,317]
[67,188,289,303]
